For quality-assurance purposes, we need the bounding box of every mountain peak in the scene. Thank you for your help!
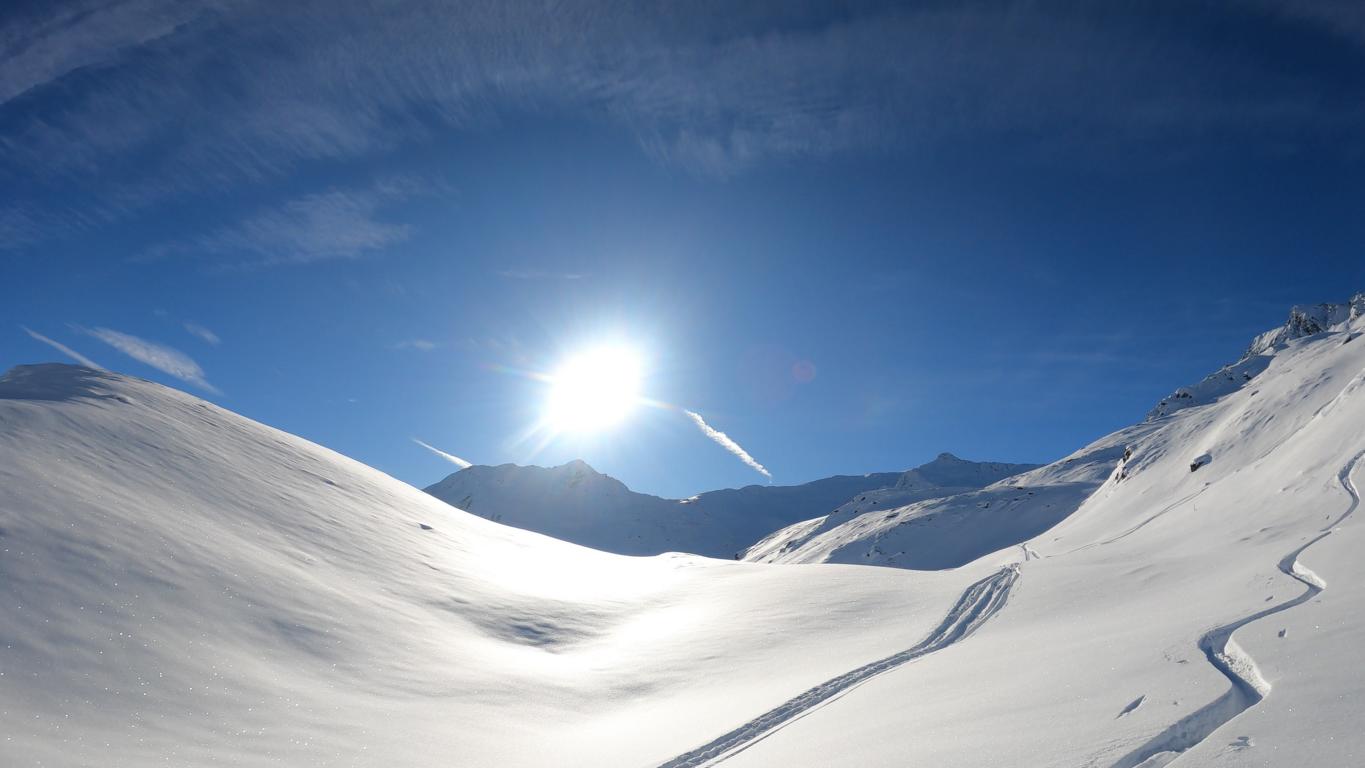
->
[1244,293,1365,359]
[896,453,1040,490]
[0,363,163,406]
[1150,293,1363,421]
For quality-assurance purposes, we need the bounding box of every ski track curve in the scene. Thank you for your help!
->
[1109,451,1363,768]
[653,565,1021,768]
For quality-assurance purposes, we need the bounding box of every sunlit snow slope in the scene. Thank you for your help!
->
[747,297,1365,575]
[717,296,1365,767]
[6,289,1365,768]
[743,445,1117,568]
[0,364,992,767]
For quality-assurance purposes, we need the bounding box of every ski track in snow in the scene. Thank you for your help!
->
[1065,489,1209,556]
[654,565,1021,768]
[1109,451,1364,768]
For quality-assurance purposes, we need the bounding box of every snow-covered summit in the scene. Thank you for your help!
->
[742,445,1108,568]
[1149,292,1365,420]
[740,452,1041,565]
[0,361,130,399]
[1244,293,1365,359]
[894,452,1038,490]
[425,459,636,514]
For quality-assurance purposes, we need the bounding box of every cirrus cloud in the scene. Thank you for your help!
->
[79,325,218,393]
[4,0,1364,255]
[142,182,416,267]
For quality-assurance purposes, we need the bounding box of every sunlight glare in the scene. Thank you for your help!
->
[544,345,644,432]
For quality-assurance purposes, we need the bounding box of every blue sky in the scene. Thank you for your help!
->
[4,0,1365,498]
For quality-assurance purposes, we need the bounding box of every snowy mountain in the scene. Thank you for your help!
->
[1149,292,1365,420]
[707,294,1365,767]
[743,444,1120,568]
[1244,293,1365,358]
[6,290,1365,767]
[749,295,1365,572]
[425,455,1031,559]
[425,459,691,553]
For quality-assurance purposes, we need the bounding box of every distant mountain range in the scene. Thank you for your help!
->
[428,294,1365,572]
[424,453,1040,559]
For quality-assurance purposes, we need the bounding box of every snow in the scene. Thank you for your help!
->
[424,455,1030,560]
[745,441,1124,569]
[0,364,986,766]
[717,299,1365,766]
[1243,293,1365,358]
[5,292,1365,766]
[1150,293,1364,420]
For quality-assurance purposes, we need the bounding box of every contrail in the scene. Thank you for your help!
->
[413,438,472,469]
[684,410,772,481]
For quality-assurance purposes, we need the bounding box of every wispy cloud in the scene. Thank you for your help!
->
[684,409,771,481]
[4,1,1364,254]
[496,269,585,281]
[80,326,218,393]
[0,206,44,250]
[183,321,220,345]
[393,339,437,351]
[144,181,417,266]
[413,438,472,469]
[0,0,200,107]
[7,2,1356,194]
[21,326,104,369]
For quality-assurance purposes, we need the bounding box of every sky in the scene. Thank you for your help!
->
[4,0,1365,499]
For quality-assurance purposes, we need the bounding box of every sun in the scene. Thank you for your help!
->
[544,345,644,433]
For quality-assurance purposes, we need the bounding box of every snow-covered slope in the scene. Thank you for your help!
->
[717,297,1365,766]
[750,296,1365,572]
[743,440,1128,568]
[7,289,1365,768]
[424,455,1029,559]
[0,364,996,767]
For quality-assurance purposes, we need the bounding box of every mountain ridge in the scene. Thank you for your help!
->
[751,292,1365,571]
[424,454,1038,559]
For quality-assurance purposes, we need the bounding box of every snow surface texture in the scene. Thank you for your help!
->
[5,293,1365,766]
[424,454,1035,559]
